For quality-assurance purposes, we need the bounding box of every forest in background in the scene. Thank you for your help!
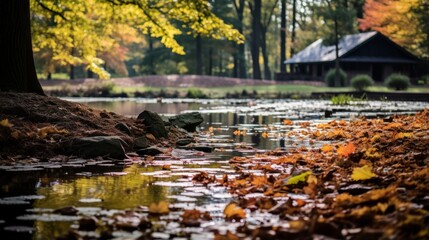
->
[31,0,429,81]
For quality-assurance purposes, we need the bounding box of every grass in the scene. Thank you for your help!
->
[42,81,429,98]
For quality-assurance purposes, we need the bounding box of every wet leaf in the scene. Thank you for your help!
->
[286,171,312,185]
[149,201,169,214]
[351,165,377,181]
[337,143,356,157]
[145,133,156,141]
[0,119,13,128]
[321,144,334,153]
[224,202,246,221]
[38,126,68,139]
[283,119,294,125]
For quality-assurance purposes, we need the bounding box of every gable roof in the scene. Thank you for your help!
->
[285,31,420,64]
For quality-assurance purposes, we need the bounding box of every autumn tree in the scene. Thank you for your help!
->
[360,0,428,58]
[0,0,244,94]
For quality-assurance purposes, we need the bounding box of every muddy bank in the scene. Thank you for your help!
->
[0,92,185,160]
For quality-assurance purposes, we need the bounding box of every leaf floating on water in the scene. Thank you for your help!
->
[282,119,294,125]
[149,201,169,215]
[224,202,246,221]
[351,165,377,181]
[337,143,356,157]
[286,171,312,185]
[261,132,268,139]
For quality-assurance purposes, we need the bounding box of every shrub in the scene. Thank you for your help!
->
[331,94,353,105]
[384,73,410,90]
[186,88,208,98]
[351,74,374,91]
[325,68,348,87]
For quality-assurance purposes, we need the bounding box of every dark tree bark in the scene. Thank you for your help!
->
[233,0,247,79]
[259,1,277,80]
[196,34,203,75]
[249,0,262,80]
[208,47,213,76]
[280,0,287,73]
[0,0,44,94]
[290,0,297,57]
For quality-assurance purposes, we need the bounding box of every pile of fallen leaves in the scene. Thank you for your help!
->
[199,110,429,239]
[0,92,180,160]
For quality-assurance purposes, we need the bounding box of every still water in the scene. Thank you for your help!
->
[1,98,428,239]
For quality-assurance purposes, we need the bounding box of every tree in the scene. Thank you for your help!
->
[359,0,428,58]
[0,0,244,94]
[318,0,357,86]
[232,0,247,78]
[249,0,262,80]
[280,0,287,73]
[0,0,44,94]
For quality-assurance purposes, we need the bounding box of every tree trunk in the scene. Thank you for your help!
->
[290,0,297,57]
[233,0,247,78]
[260,33,271,80]
[280,0,287,73]
[208,48,213,76]
[334,14,340,87]
[250,0,262,80]
[0,0,44,94]
[196,35,203,75]
[69,65,75,80]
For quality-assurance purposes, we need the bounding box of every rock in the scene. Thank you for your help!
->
[67,136,127,159]
[115,122,131,135]
[177,145,213,152]
[176,138,195,146]
[78,217,98,231]
[169,112,204,132]
[137,110,168,138]
[338,184,373,195]
[133,136,149,149]
[54,206,78,216]
[136,147,164,156]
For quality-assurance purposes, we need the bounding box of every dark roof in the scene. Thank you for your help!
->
[284,31,419,64]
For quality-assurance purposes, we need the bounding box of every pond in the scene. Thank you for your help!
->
[1,98,428,239]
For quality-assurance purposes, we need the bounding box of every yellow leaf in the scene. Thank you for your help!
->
[351,165,377,181]
[146,133,156,141]
[261,132,268,139]
[38,126,69,139]
[394,132,413,139]
[337,143,356,157]
[149,201,169,214]
[224,202,246,221]
[286,171,312,185]
[0,119,13,128]
[321,144,334,153]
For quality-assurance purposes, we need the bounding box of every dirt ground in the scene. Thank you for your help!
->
[0,92,179,160]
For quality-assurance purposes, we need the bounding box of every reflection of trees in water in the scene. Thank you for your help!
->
[35,165,168,210]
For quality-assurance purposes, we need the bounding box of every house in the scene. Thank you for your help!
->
[277,31,427,82]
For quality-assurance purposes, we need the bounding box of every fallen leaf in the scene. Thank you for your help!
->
[321,144,334,153]
[38,126,69,139]
[149,201,169,214]
[145,133,156,141]
[286,171,312,185]
[0,119,13,128]
[351,165,377,181]
[224,202,246,221]
[337,143,356,157]
[283,119,294,125]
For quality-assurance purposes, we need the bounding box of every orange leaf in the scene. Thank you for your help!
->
[224,202,246,221]
[283,119,294,125]
[337,143,356,157]
[321,144,334,153]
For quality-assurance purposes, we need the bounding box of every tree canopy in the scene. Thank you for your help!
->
[31,0,245,80]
